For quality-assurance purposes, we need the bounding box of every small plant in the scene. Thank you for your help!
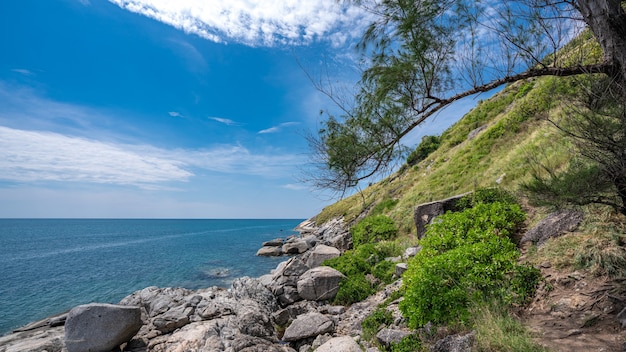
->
[351,215,399,247]
[362,307,394,341]
[390,334,422,352]
[333,273,375,305]
[455,188,518,210]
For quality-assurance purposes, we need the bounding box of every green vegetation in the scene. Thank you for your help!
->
[400,195,540,327]
[406,135,441,166]
[362,307,394,341]
[324,241,402,305]
[351,215,399,247]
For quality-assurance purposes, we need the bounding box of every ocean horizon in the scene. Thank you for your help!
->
[0,218,304,335]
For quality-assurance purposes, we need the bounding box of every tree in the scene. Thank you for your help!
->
[307,0,626,195]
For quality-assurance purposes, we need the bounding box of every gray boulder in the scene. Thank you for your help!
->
[282,312,334,342]
[430,332,475,352]
[282,239,310,254]
[297,266,345,301]
[395,263,408,277]
[521,209,584,245]
[64,303,142,352]
[257,246,283,256]
[306,244,341,268]
[376,328,411,348]
[263,238,284,247]
[403,246,421,259]
[414,194,467,239]
[315,336,361,352]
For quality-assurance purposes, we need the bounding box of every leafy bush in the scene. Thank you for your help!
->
[351,215,399,247]
[407,135,441,166]
[455,188,518,210]
[400,202,537,328]
[333,273,375,305]
[324,242,402,305]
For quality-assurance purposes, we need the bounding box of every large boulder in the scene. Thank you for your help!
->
[267,257,309,306]
[414,194,467,239]
[376,328,411,348]
[521,209,584,245]
[430,332,475,352]
[64,303,142,352]
[297,266,345,301]
[305,244,341,268]
[282,239,310,254]
[282,313,334,342]
[315,336,361,352]
[257,246,283,256]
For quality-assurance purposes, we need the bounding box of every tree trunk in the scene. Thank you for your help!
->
[576,0,626,92]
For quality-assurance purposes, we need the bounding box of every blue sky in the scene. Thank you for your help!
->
[0,0,477,218]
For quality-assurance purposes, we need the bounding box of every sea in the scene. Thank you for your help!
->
[0,218,303,335]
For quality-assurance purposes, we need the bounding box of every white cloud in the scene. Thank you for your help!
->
[107,0,371,47]
[209,117,240,126]
[168,111,183,117]
[258,121,299,134]
[11,68,35,76]
[0,126,192,188]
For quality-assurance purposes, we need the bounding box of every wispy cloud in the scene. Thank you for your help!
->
[168,111,183,118]
[11,68,35,76]
[258,122,299,134]
[0,126,192,188]
[209,117,240,126]
[107,0,371,47]
[0,125,302,188]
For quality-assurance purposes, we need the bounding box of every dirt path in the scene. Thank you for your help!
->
[521,266,625,351]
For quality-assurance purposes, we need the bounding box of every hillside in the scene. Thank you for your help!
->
[311,34,626,350]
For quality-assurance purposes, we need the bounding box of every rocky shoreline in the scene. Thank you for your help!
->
[0,217,422,352]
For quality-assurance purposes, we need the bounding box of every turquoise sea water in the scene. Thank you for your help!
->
[0,219,302,335]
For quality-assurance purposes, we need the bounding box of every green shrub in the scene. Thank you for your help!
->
[372,198,400,215]
[351,215,399,247]
[372,260,396,284]
[421,202,526,254]
[407,135,441,166]
[455,188,518,210]
[400,202,537,328]
[333,273,375,305]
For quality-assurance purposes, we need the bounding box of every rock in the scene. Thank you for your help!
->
[430,331,475,352]
[153,305,192,333]
[376,328,411,348]
[272,301,317,326]
[282,239,310,254]
[64,303,142,352]
[403,246,421,259]
[521,209,584,245]
[267,257,309,306]
[395,263,408,277]
[617,307,626,328]
[297,266,345,301]
[263,238,284,247]
[306,244,341,268]
[257,246,283,256]
[282,312,334,342]
[49,314,67,327]
[312,217,352,252]
[414,194,467,239]
[315,336,361,352]
[467,125,487,140]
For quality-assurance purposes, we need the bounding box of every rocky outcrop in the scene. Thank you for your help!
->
[430,331,475,352]
[414,194,467,239]
[64,303,142,352]
[297,217,352,252]
[315,336,361,352]
[376,328,411,348]
[521,209,584,245]
[257,246,283,256]
[305,244,340,268]
[296,266,344,301]
[282,312,334,342]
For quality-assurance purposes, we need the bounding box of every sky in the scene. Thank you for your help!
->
[0,0,478,219]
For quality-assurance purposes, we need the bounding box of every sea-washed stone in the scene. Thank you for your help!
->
[64,303,142,352]
[257,246,283,256]
[263,238,284,247]
[282,239,310,254]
